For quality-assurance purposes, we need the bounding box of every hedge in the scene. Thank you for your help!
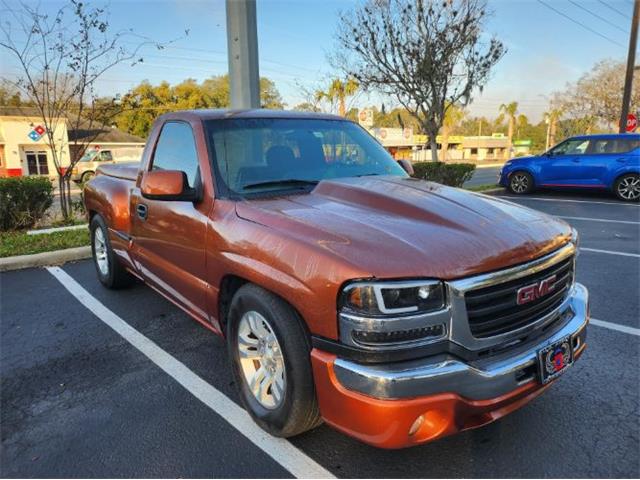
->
[0,177,53,231]
[411,162,476,187]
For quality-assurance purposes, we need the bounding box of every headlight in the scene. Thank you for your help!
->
[338,280,448,350]
[340,280,445,316]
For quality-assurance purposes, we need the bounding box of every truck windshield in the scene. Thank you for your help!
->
[206,118,406,195]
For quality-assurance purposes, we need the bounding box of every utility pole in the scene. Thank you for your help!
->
[620,0,640,133]
[226,0,260,109]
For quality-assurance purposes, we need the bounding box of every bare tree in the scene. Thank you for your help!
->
[334,0,505,161]
[553,59,638,132]
[0,0,176,219]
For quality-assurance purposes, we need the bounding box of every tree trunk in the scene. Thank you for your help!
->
[338,97,346,117]
[505,117,514,160]
[429,135,439,162]
[441,126,449,163]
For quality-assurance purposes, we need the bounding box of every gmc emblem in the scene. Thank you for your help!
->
[516,275,557,305]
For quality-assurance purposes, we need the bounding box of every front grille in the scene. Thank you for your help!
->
[464,255,574,338]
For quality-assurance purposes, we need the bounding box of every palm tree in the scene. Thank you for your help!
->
[315,78,359,117]
[499,101,518,159]
[516,113,528,139]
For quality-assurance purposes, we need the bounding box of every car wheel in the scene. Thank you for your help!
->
[227,283,322,438]
[508,171,534,194]
[614,173,640,202]
[81,171,95,183]
[90,214,134,289]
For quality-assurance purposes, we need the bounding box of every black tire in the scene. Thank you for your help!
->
[81,171,95,184]
[508,171,534,194]
[613,173,640,202]
[90,214,134,289]
[226,283,322,438]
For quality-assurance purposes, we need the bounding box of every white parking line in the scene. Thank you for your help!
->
[591,318,640,337]
[496,196,640,207]
[560,216,640,225]
[46,266,335,480]
[581,247,640,258]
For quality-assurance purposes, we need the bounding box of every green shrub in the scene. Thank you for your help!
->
[411,162,476,187]
[0,177,53,231]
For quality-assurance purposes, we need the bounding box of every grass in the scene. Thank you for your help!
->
[464,183,504,192]
[0,228,90,258]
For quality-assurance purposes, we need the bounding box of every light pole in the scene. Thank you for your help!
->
[226,0,260,109]
[620,0,640,133]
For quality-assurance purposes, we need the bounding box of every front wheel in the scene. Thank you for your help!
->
[508,171,534,194]
[227,284,321,438]
[614,173,640,201]
[81,171,95,184]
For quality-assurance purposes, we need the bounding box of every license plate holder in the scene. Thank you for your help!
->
[537,335,573,384]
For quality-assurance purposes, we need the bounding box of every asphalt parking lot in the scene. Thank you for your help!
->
[1,190,639,478]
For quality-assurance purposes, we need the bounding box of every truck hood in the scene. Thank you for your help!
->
[235,176,572,280]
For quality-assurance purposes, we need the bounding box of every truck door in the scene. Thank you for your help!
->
[130,121,211,322]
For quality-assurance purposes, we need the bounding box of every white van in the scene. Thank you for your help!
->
[72,147,142,183]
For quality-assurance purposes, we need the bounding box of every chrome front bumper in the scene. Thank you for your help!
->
[333,282,589,401]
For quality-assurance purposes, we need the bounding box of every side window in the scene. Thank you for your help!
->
[614,138,640,153]
[590,138,639,154]
[551,139,589,155]
[100,151,113,162]
[152,122,199,187]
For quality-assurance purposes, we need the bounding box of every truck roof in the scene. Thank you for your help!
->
[157,109,346,122]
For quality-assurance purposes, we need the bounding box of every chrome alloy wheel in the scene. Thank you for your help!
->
[93,227,109,276]
[510,173,529,193]
[237,311,286,409]
[617,175,640,201]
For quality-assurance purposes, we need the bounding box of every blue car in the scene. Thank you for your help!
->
[499,134,640,201]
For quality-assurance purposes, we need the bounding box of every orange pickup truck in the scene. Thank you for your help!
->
[84,110,589,449]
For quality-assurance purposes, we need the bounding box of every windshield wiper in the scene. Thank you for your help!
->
[356,173,381,177]
[242,179,319,190]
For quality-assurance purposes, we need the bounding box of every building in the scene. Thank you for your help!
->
[0,107,145,178]
[367,126,516,163]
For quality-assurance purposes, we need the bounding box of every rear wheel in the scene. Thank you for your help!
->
[508,171,534,194]
[90,215,134,289]
[614,173,640,201]
[227,284,321,437]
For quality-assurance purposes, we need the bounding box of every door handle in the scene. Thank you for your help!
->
[616,158,627,163]
[571,158,580,163]
[136,203,148,220]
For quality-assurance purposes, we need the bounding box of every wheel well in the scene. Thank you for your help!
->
[217,276,311,340]
[218,275,249,333]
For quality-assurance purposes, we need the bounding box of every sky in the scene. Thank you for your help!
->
[0,0,635,123]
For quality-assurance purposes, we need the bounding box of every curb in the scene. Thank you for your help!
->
[0,246,91,272]
[475,187,506,195]
[28,224,88,236]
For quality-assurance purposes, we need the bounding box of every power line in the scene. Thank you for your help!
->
[568,0,629,34]
[597,0,631,19]
[537,0,625,47]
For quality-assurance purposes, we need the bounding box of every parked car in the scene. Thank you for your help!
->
[84,110,589,449]
[72,147,142,183]
[499,134,640,201]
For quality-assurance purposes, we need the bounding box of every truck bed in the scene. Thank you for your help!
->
[97,163,139,181]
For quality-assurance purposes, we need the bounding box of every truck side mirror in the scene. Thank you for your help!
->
[397,159,414,176]
[141,170,197,201]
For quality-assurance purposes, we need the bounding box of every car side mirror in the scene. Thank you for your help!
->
[397,159,414,176]
[141,170,198,201]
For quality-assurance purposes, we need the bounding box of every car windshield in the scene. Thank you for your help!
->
[206,118,407,195]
